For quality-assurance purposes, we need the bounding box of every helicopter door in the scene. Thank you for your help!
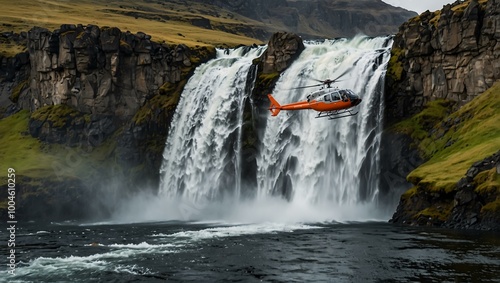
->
[339,90,349,102]
[331,91,341,101]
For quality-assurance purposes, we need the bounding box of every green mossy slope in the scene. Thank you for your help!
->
[0,110,116,213]
[391,81,500,228]
[406,83,500,192]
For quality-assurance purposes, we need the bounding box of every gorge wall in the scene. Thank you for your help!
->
[383,0,500,230]
[385,0,500,123]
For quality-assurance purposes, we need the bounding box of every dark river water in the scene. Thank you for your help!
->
[1,221,499,282]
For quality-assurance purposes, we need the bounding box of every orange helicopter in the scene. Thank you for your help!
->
[268,71,362,120]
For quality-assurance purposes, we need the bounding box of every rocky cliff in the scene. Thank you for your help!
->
[0,25,215,220]
[385,0,500,123]
[383,0,500,230]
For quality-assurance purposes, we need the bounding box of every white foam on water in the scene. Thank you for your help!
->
[7,238,178,280]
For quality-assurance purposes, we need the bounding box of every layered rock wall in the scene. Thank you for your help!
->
[25,25,192,120]
[385,0,500,123]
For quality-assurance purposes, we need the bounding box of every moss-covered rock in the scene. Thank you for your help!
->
[390,82,500,230]
[9,79,28,103]
[386,47,404,82]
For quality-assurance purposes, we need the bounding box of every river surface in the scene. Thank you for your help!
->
[2,221,499,282]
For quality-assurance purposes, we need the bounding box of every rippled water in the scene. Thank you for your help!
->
[1,222,499,282]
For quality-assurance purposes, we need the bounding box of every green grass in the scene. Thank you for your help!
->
[0,110,117,187]
[0,0,263,48]
[474,168,500,194]
[31,104,85,127]
[481,199,500,213]
[9,79,28,103]
[387,47,404,82]
[426,0,488,27]
[392,99,454,156]
[416,205,453,222]
[404,81,500,192]
[0,40,26,58]
[0,110,61,184]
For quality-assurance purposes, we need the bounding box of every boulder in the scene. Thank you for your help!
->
[259,32,304,74]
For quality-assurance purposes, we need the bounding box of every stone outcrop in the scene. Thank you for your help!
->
[0,32,30,117]
[0,24,217,221]
[385,0,500,124]
[19,25,207,149]
[259,32,304,74]
[390,151,500,230]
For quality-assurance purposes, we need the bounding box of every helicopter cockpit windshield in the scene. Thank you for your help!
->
[320,91,341,102]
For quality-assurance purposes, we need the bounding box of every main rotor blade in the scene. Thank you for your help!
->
[287,83,323,90]
[330,67,353,82]
[310,67,354,85]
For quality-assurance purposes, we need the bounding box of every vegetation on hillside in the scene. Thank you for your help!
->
[0,0,263,48]
[392,81,500,224]
[403,82,499,192]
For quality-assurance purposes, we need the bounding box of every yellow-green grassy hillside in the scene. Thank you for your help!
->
[0,0,263,50]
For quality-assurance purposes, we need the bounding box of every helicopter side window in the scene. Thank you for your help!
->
[323,94,331,102]
[331,92,340,101]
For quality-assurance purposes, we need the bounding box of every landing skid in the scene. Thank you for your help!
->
[315,109,359,120]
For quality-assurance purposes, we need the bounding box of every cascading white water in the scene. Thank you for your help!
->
[159,46,266,203]
[154,36,393,222]
[257,36,393,209]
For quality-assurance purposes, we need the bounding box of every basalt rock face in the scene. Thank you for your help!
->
[385,0,500,124]
[0,32,30,117]
[27,25,190,119]
[23,25,196,148]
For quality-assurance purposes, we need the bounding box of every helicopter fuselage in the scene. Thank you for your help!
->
[268,88,362,117]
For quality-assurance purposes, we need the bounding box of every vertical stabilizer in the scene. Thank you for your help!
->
[268,94,282,116]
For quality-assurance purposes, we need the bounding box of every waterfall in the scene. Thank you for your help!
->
[159,46,266,203]
[157,36,393,222]
[257,36,393,211]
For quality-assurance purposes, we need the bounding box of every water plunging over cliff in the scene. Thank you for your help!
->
[257,36,393,210]
[160,46,266,203]
[158,36,393,222]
